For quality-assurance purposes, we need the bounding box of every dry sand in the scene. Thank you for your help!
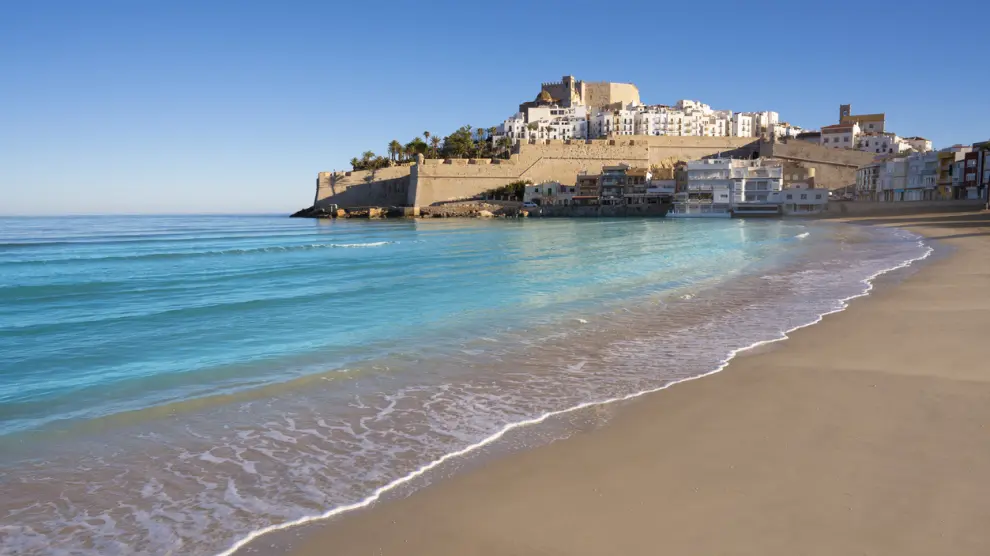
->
[281,212,990,556]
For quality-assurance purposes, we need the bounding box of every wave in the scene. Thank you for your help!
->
[795,232,810,239]
[214,234,934,556]
[0,241,396,265]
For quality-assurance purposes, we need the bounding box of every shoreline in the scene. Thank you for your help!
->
[291,199,986,220]
[225,212,990,556]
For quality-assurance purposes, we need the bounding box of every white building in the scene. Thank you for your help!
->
[879,157,909,202]
[856,160,884,201]
[497,105,589,142]
[905,136,933,153]
[730,159,784,203]
[671,159,735,217]
[743,111,780,136]
[732,113,754,137]
[774,184,829,215]
[523,181,560,205]
[496,96,798,143]
[770,122,804,139]
[856,132,913,155]
[820,123,861,149]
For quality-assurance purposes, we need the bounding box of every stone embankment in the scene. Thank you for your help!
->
[419,202,520,218]
[289,202,527,219]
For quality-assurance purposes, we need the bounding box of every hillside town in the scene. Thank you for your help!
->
[493,76,804,144]
[496,77,987,209]
[312,75,987,217]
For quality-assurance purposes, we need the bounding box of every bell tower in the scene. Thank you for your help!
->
[839,104,851,122]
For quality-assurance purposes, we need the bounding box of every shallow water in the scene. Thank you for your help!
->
[0,215,930,555]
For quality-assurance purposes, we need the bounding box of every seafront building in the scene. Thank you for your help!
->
[671,159,735,217]
[856,160,884,201]
[858,151,947,202]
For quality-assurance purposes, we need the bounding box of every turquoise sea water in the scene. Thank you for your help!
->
[0,215,929,555]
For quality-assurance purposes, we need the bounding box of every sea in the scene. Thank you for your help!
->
[0,215,931,555]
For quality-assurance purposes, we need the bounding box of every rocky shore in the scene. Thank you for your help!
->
[290,202,526,219]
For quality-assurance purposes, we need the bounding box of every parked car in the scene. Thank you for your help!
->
[522,202,539,209]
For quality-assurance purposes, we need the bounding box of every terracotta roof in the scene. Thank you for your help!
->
[822,123,856,132]
[841,113,885,122]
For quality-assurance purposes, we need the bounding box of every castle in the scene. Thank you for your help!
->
[519,75,641,113]
[306,76,877,212]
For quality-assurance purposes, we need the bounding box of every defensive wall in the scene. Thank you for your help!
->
[760,139,876,191]
[313,164,410,209]
[312,136,869,209]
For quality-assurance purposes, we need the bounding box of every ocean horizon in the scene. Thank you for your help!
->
[0,215,930,555]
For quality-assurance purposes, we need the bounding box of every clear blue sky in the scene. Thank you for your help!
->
[2,0,986,215]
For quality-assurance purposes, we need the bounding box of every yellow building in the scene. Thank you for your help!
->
[838,103,886,134]
[936,151,955,200]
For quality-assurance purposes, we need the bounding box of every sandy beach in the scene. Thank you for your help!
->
[278,211,990,556]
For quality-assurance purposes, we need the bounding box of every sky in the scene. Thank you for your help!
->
[1,0,987,215]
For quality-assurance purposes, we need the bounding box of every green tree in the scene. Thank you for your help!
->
[498,136,512,159]
[474,128,487,158]
[405,137,428,159]
[526,122,539,139]
[429,136,441,158]
[441,125,474,158]
[388,140,402,163]
[424,131,430,144]
[350,157,361,170]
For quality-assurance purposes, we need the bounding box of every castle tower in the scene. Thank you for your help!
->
[839,104,851,122]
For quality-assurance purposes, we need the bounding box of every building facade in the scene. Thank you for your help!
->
[821,123,860,149]
[730,159,784,203]
[494,77,801,144]
[839,104,886,133]
[856,160,883,201]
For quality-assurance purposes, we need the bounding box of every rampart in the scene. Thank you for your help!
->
[314,165,410,209]
[760,140,876,190]
[311,136,869,209]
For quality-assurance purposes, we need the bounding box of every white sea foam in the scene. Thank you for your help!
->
[214,233,934,556]
[796,232,810,239]
[329,241,393,248]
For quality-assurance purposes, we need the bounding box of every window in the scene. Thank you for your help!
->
[786,194,793,199]
[844,137,849,142]
[800,193,807,200]
[824,138,829,143]
[816,194,822,199]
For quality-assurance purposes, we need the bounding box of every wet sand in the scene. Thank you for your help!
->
[282,211,990,556]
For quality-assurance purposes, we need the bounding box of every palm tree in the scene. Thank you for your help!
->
[474,128,486,158]
[350,157,361,170]
[498,136,512,159]
[388,140,402,163]
[526,122,538,139]
[429,136,441,158]
[424,131,430,145]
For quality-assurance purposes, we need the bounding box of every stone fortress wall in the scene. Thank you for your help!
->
[313,136,872,210]
[314,164,410,208]
[760,139,877,193]
[539,76,641,110]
